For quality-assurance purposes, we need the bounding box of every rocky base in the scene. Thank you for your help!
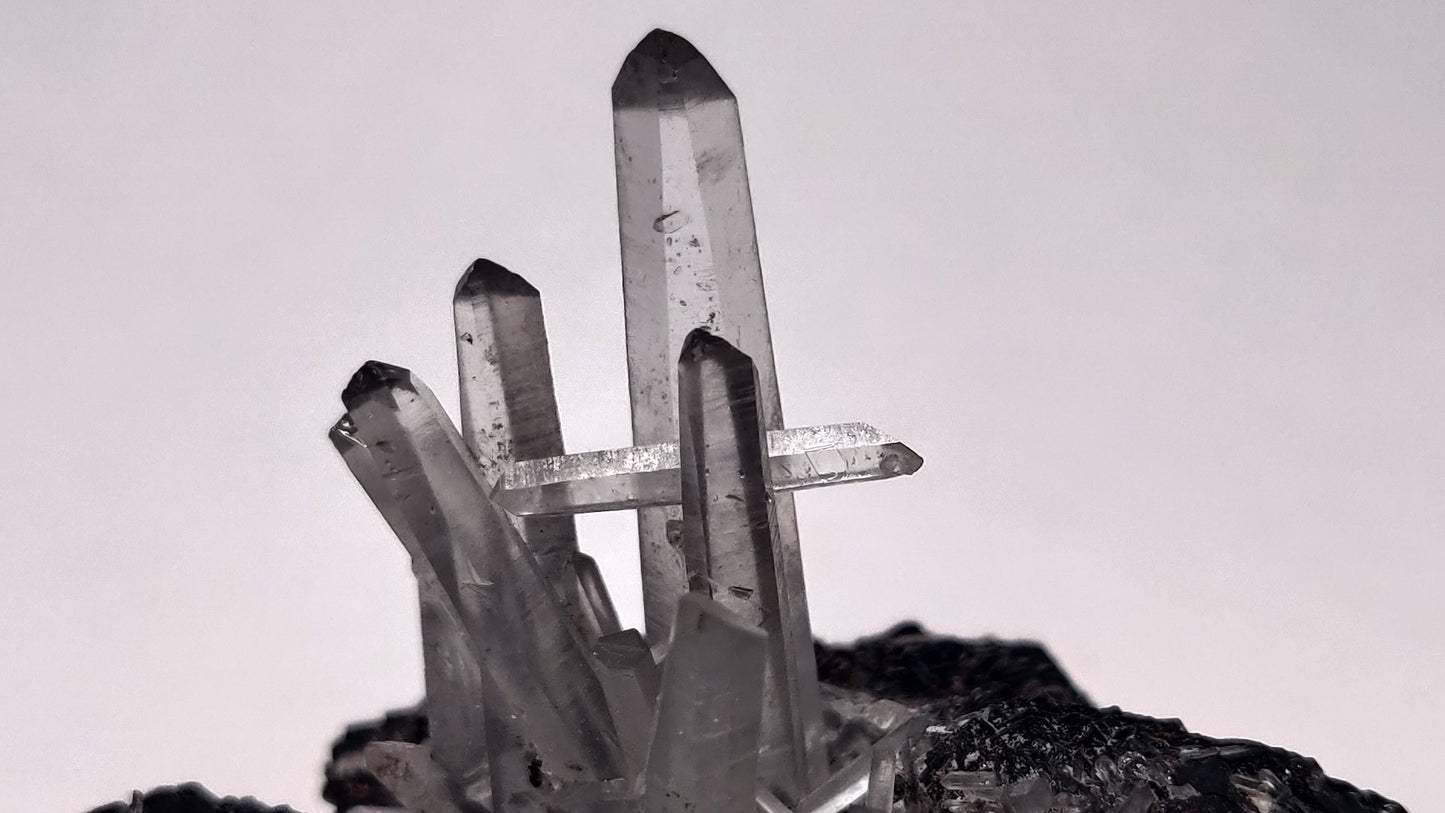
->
[92,624,1407,812]
[86,783,301,813]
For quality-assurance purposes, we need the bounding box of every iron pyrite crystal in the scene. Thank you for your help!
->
[318,29,1406,813]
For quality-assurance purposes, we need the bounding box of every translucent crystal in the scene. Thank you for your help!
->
[454,258,616,644]
[861,718,928,812]
[794,753,868,813]
[362,741,473,813]
[645,594,767,813]
[331,418,488,792]
[591,628,660,772]
[565,551,623,637]
[341,361,625,802]
[613,34,817,707]
[491,423,922,517]
[676,330,826,803]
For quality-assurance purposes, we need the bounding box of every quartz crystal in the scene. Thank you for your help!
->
[491,423,922,517]
[341,363,626,805]
[613,33,814,703]
[644,594,767,813]
[327,28,926,813]
[453,259,616,646]
[676,329,824,803]
[330,419,489,795]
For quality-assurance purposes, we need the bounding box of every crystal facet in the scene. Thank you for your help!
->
[644,594,767,813]
[591,628,661,772]
[676,329,826,803]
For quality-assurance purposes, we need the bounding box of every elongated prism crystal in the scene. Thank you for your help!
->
[795,753,869,813]
[341,361,626,802]
[613,32,815,701]
[331,419,489,793]
[677,330,826,804]
[755,790,793,813]
[566,551,624,637]
[861,718,928,812]
[454,259,616,644]
[645,594,767,813]
[591,628,661,771]
[492,423,923,517]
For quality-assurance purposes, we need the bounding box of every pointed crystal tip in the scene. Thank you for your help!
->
[342,360,412,403]
[613,29,731,106]
[631,29,703,66]
[680,328,752,368]
[454,258,539,300]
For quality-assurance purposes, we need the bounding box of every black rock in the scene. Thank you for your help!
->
[321,706,428,810]
[814,621,1090,711]
[86,783,300,813]
[309,623,1405,812]
[915,698,1406,813]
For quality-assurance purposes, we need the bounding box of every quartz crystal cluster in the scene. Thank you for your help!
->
[328,28,926,813]
[87,28,1409,813]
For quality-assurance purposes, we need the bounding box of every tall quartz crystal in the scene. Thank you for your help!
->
[644,594,767,813]
[612,33,817,727]
[676,329,825,804]
[331,418,489,797]
[454,259,619,644]
[341,361,626,804]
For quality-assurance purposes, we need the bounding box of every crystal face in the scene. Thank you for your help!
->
[331,28,924,813]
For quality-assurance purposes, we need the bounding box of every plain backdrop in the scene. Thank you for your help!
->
[2,3,1441,811]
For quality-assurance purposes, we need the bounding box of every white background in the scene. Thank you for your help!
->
[2,3,1440,811]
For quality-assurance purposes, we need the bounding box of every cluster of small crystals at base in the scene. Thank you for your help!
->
[331,29,926,812]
